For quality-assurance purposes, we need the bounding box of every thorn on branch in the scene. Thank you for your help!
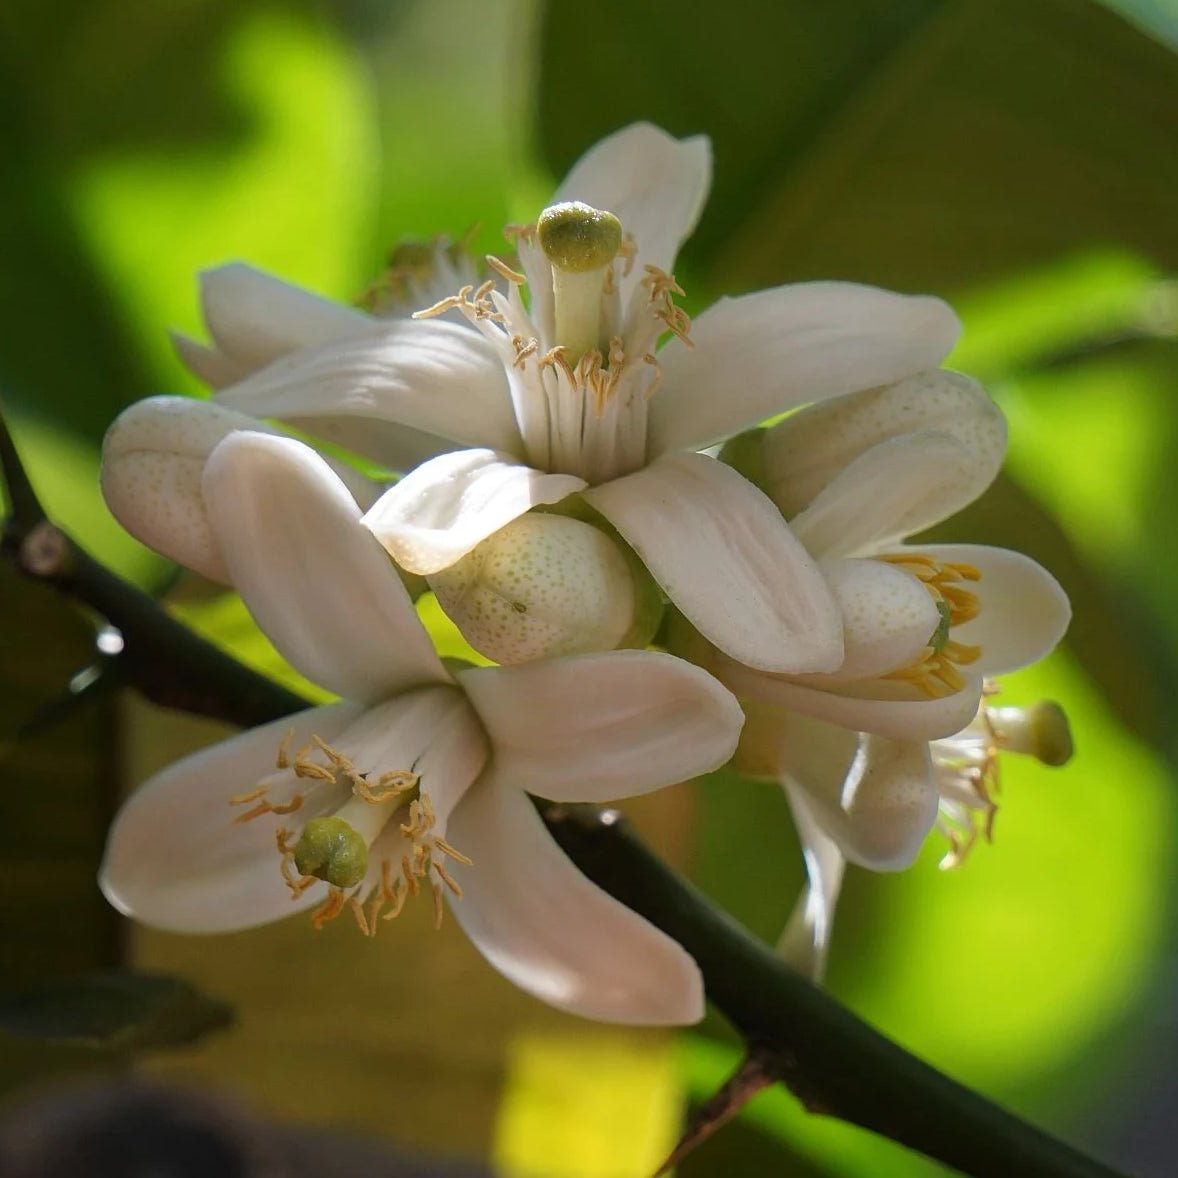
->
[655,1045,784,1175]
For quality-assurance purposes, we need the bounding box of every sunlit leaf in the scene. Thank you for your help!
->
[538,0,1178,295]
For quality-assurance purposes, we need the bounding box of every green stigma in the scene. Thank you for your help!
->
[293,817,368,888]
[929,599,953,652]
[1025,700,1074,767]
[538,202,622,273]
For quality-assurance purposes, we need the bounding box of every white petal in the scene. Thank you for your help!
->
[836,737,939,870]
[749,707,850,951]
[777,726,937,871]
[456,650,743,801]
[101,396,385,581]
[100,703,363,933]
[172,333,248,389]
[446,773,705,1024]
[909,543,1071,675]
[193,262,373,378]
[215,316,522,466]
[361,449,586,576]
[719,656,983,741]
[788,432,985,558]
[763,369,1006,519]
[649,285,961,456]
[822,557,942,679]
[101,396,276,583]
[778,787,847,984]
[584,453,843,674]
[553,122,711,302]
[202,433,448,701]
[334,686,486,847]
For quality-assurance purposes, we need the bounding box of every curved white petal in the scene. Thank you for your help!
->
[553,122,711,303]
[362,449,586,576]
[822,557,942,680]
[720,656,983,741]
[189,263,375,381]
[909,543,1071,675]
[100,703,363,933]
[778,787,847,983]
[172,333,248,389]
[446,773,705,1024]
[763,370,1006,519]
[584,453,843,674]
[102,396,385,581]
[780,728,938,871]
[752,709,852,968]
[101,396,277,583]
[837,737,939,870]
[649,284,961,456]
[788,432,986,558]
[203,433,448,701]
[457,650,743,801]
[215,316,522,465]
[336,688,487,879]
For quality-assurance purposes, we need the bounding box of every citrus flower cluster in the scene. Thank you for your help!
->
[100,123,1070,1022]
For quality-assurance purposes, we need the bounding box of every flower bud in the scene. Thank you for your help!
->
[101,396,271,583]
[428,511,663,664]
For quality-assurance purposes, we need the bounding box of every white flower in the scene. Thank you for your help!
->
[758,688,1073,982]
[709,372,1072,979]
[711,370,1070,743]
[188,123,961,675]
[100,431,745,1025]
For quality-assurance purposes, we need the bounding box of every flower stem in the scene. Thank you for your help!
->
[539,801,1126,1178]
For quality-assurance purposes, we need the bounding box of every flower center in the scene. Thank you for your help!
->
[412,204,692,484]
[230,732,471,937]
[876,554,982,697]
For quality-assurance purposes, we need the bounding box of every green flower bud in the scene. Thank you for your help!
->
[293,817,368,888]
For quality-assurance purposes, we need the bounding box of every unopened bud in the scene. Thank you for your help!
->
[428,511,662,664]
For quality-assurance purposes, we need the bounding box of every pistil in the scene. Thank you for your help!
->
[538,201,622,364]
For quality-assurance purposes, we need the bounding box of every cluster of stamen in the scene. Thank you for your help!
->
[355,230,477,314]
[934,686,1002,869]
[877,554,982,697]
[231,733,471,938]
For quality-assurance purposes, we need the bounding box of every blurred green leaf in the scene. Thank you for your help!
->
[0,970,232,1052]
[538,0,1178,294]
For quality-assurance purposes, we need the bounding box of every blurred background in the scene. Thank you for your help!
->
[2,0,1177,1174]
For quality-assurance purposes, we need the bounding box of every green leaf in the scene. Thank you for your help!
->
[537,0,1178,293]
[0,971,232,1053]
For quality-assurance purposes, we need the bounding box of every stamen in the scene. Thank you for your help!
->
[486,254,527,284]
[878,554,984,699]
[229,786,304,824]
